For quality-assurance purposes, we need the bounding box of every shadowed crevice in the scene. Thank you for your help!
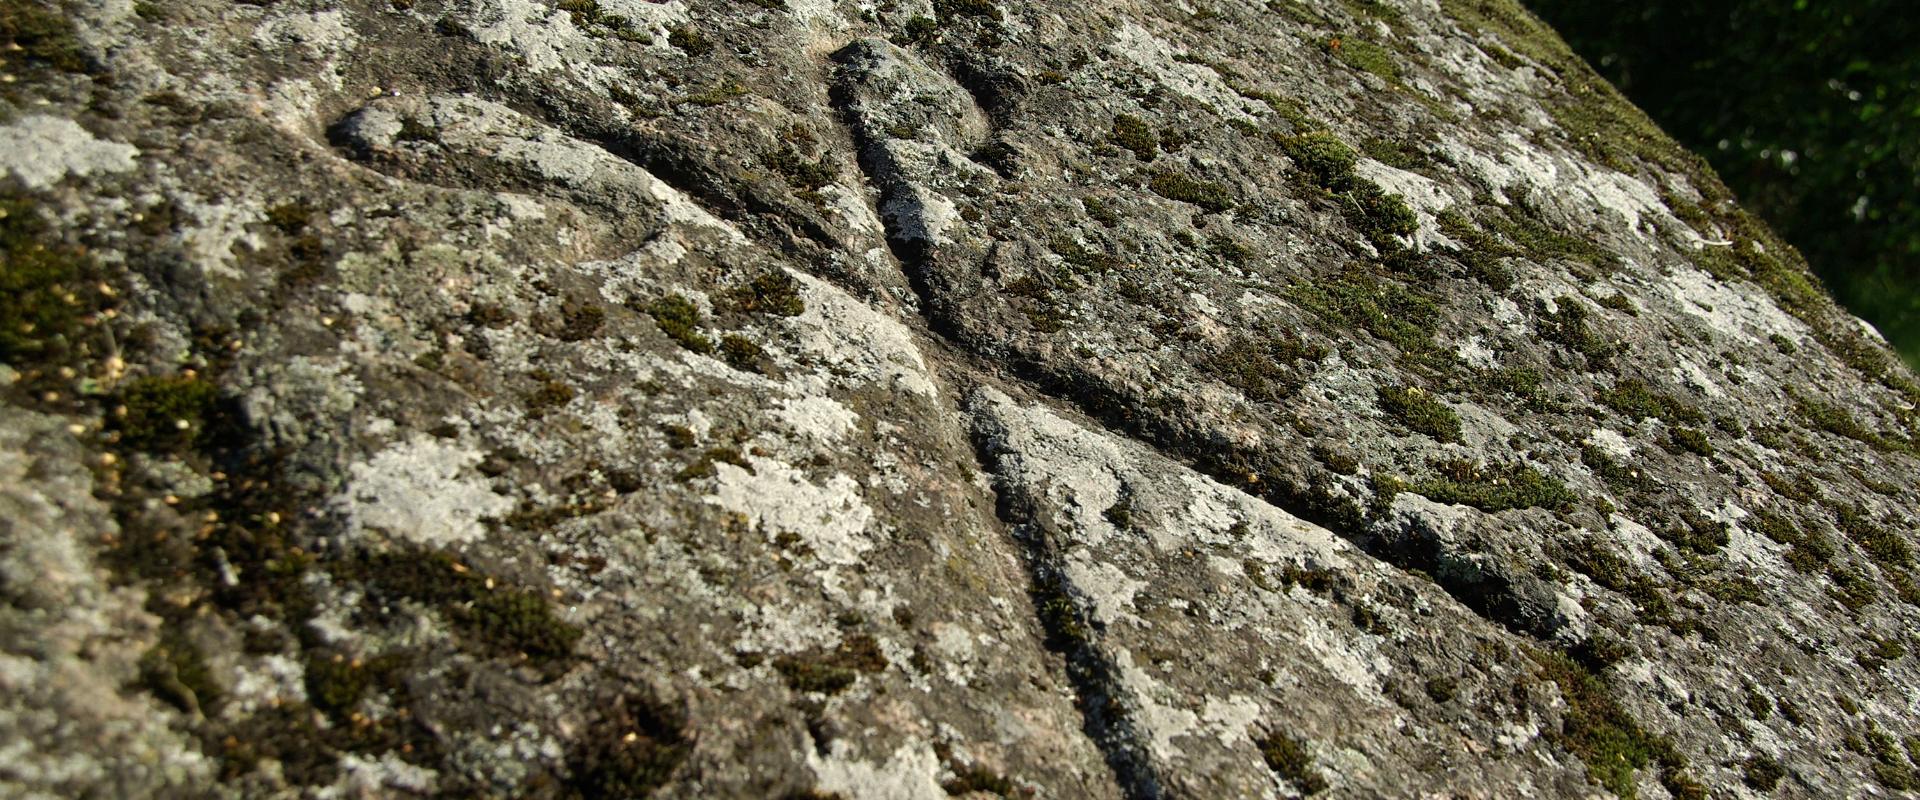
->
[967,397,1170,800]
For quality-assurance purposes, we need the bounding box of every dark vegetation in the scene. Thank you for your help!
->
[1526,0,1920,367]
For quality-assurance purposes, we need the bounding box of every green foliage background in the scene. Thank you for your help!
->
[1525,0,1920,366]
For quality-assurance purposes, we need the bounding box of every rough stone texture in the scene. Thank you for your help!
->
[1,0,1917,797]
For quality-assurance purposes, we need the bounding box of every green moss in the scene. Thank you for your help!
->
[1050,236,1125,275]
[719,334,767,373]
[1205,233,1256,268]
[1596,379,1704,424]
[566,694,690,799]
[666,24,711,55]
[1478,365,1553,409]
[304,651,409,719]
[724,270,806,317]
[1109,114,1158,161]
[353,548,581,667]
[1033,574,1090,647]
[1347,184,1419,250]
[1663,512,1729,555]
[1377,385,1461,442]
[941,763,1015,796]
[263,201,314,235]
[117,375,219,452]
[681,80,748,107]
[1257,731,1328,794]
[1486,202,1613,269]
[894,15,940,44]
[1828,567,1877,610]
[1786,534,1839,575]
[647,295,713,354]
[1279,131,1359,191]
[1435,209,1518,290]
[1531,649,1683,799]
[1313,443,1360,475]
[0,0,92,74]
[1887,568,1920,607]
[1662,771,1709,800]
[1743,752,1781,790]
[1082,197,1122,227]
[1148,171,1235,212]
[1416,459,1575,512]
[1863,725,1920,790]
[303,653,371,717]
[524,373,576,416]
[1794,397,1891,451]
[1330,35,1400,82]
[1835,504,1910,568]
[556,0,648,40]
[932,0,1001,20]
[138,629,221,716]
[1538,296,1617,366]
[771,634,888,695]
[1665,426,1713,457]
[1581,445,1651,492]
[1274,132,1417,250]
[1705,575,1762,604]
[1286,269,1454,374]
[1003,275,1068,332]
[1201,332,1325,403]
[1236,88,1322,133]
[763,148,835,193]
[0,196,111,367]
[1566,539,1679,627]
[1750,509,1802,545]
[1595,292,1637,315]
[1360,136,1429,171]
[557,299,605,341]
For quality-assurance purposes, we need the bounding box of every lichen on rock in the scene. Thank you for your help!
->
[2,0,1918,796]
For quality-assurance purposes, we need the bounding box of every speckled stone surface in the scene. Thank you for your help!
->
[1,0,1916,797]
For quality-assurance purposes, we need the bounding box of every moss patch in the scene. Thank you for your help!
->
[1148,171,1235,212]
[1664,426,1713,457]
[556,0,649,40]
[0,195,112,369]
[1794,396,1893,451]
[763,148,836,193]
[724,270,806,317]
[1597,379,1704,424]
[1201,332,1326,403]
[771,633,889,695]
[1279,131,1359,191]
[1532,649,1685,799]
[1377,385,1462,442]
[1416,459,1575,512]
[646,294,714,354]
[117,375,220,452]
[350,548,582,668]
[0,0,93,75]
[1435,208,1518,290]
[719,334,768,374]
[1329,35,1400,83]
[1257,730,1328,794]
[1110,114,1158,161]
[1286,269,1453,374]
[1277,132,1420,251]
[138,629,221,717]
[1538,296,1617,366]
[566,693,690,799]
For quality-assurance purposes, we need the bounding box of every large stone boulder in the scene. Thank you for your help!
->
[1,0,1915,797]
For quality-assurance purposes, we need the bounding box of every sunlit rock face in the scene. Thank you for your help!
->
[2,0,1917,797]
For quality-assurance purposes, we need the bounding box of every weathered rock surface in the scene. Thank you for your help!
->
[1,0,1917,797]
